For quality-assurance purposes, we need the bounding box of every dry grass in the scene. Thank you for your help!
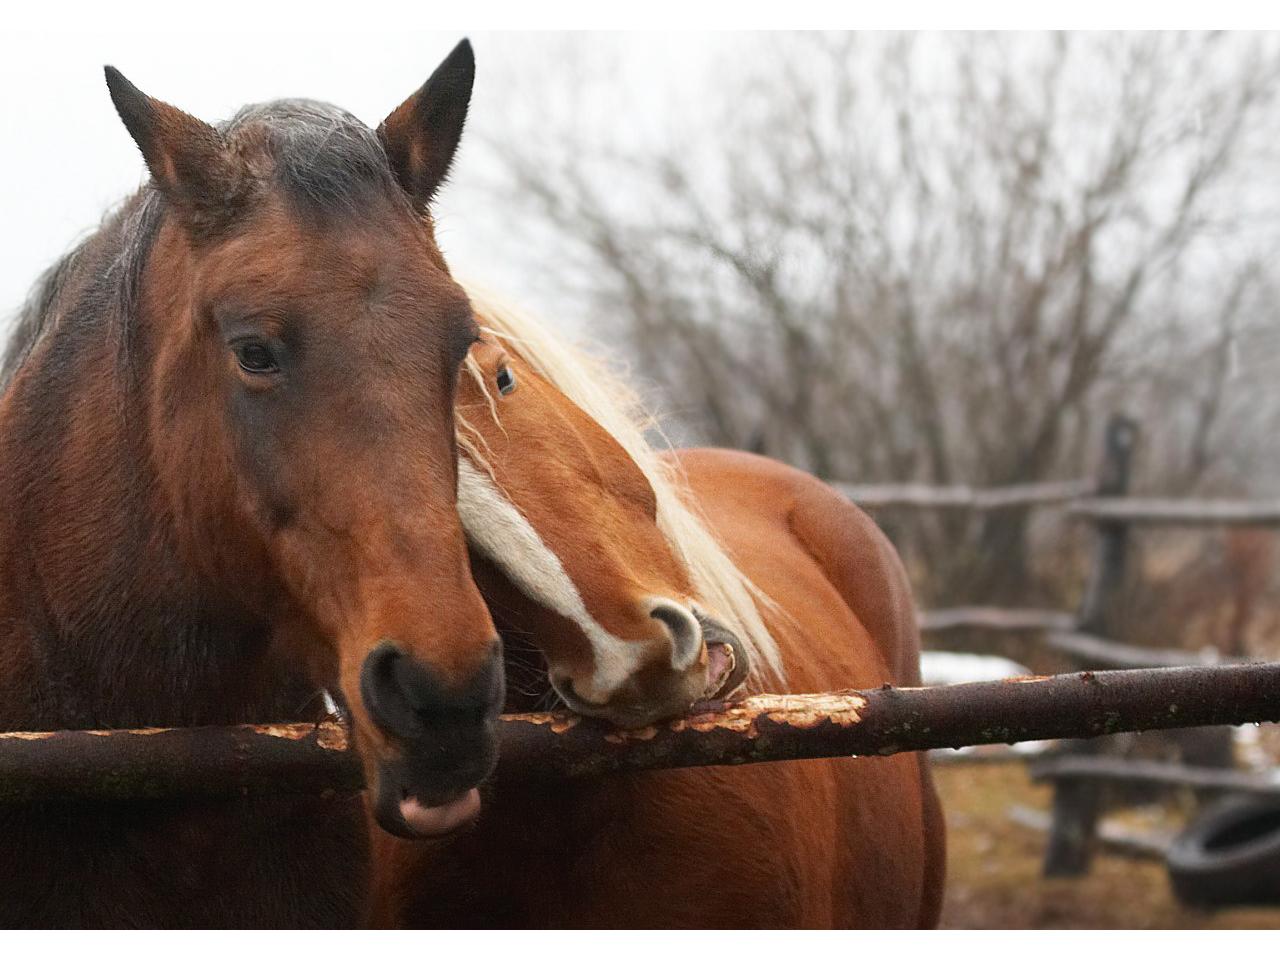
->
[935,762,1280,929]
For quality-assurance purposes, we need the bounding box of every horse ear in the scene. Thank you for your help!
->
[378,39,475,209]
[104,67,240,219]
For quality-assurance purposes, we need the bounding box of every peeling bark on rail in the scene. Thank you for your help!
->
[0,720,359,803]
[500,663,1280,780]
[1,662,1278,801]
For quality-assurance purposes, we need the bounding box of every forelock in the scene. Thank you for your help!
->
[222,99,405,218]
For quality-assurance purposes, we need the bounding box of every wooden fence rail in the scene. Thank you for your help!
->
[834,479,1095,511]
[916,606,1243,670]
[835,482,1280,528]
[1043,631,1238,670]
[1068,497,1280,527]
[2,663,1277,803]
[919,607,1076,633]
[1030,755,1280,796]
[835,413,1280,877]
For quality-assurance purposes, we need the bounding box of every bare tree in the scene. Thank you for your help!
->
[485,32,1280,606]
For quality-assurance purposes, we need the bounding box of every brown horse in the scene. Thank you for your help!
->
[370,288,946,928]
[0,44,505,926]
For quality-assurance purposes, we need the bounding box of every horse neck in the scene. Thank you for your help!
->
[0,258,306,733]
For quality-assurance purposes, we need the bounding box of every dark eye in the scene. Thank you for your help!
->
[495,365,517,396]
[234,340,280,375]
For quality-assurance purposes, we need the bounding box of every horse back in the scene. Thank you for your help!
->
[667,447,922,686]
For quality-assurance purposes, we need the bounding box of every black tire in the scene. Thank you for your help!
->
[1167,795,1280,908]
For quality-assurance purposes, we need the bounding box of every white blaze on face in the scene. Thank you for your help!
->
[455,459,651,703]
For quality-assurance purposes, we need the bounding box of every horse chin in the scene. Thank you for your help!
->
[371,761,485,840]
[549,677,674,729]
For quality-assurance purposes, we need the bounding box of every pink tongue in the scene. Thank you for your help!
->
[398,788,481,837]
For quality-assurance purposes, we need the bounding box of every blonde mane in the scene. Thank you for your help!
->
[456,279,786,689]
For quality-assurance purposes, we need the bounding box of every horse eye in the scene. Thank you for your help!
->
[234,341,280,375]
[496,365,517,396]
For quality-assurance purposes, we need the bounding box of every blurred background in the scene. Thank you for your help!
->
[4,29,1280,927]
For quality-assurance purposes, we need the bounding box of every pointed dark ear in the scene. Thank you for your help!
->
[378,39,475,209]
[104,66,241,219]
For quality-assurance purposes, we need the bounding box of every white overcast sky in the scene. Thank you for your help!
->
[0,28,735,334]
[5,20,1278,338]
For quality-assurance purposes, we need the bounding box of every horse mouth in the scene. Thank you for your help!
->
[697,612,751,700]
[705,642,739,697]
[373,775,484,840]
[370,754,494,840]
[396,788,481,838]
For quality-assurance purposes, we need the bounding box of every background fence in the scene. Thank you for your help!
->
[839,413,1280,876]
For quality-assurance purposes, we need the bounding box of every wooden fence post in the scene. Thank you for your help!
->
[1043,413,1138,877]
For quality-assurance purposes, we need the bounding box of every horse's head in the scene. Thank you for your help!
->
[456,335,750,728]
[106,43,501,838]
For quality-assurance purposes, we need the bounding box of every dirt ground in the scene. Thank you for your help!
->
[935,762,1280,929]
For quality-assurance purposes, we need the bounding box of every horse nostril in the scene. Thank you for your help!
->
[649,600,703,671]
[360,641,420,738]
[359,638,504,741]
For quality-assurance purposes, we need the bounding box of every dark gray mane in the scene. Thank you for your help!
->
[0,190,163,388]
[222,99,402,217]
[1,99,400,387]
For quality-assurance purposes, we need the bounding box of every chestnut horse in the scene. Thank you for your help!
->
[455,329,754,725]
[370,288,946,928]
[0,44,505,926]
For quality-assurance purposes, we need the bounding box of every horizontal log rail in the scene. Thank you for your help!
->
[1030,755,1280,795]
[918,609,1241,670]
[2,662,1278,802]
[920,606,1076,633]
[834,479,1094,511]
[1044,631,1240,670]
[0,721,362,803]
[505,662,1280,779]
[831,478,1280,530]
[1068,497,1280,527]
